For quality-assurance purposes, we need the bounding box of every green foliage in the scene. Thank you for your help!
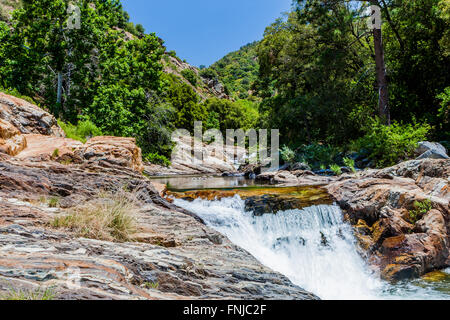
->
[144,282,159,289]
[48,196,59,208]
[440,0,450,56]
[380,0,449,141]
[167,75,206,131]
[167,50,180,60]
[211,42,259,99]
[252,0,449,153]
[330,164,342,176]
[280,145,296,164]
[203,98,259,134]
[0,287,56,300]
[351,119,431,168]
[135,23,145,35]
[409,199,433,224]
[437,87,450,140]
[0,85,36,104]
[181,69,198,86]
[143,152,171,167]
[297,144,340,170]
[58,120,101,143]
[0,0,172,156]
[199,67,218,80]
[343,157,356,173]
[51,148,59,159]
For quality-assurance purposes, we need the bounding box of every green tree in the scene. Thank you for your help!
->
[167,75,206,131]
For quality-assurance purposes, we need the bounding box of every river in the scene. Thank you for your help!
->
[151,175,450,300]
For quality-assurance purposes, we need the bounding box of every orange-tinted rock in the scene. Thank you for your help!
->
[327,159,450,281]
[15,134,83,161]
[0,119,27,156]
[382,263,420,281]
[77,136,144,173]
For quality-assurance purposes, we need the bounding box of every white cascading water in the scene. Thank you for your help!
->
[173,195,450,300]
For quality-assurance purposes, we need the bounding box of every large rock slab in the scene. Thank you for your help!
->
[0,92,64,137]
[0,158,317,300]
[326,159,449,281]
[76,136,144,173]
[15,134,82,161]
[14,135,144,174]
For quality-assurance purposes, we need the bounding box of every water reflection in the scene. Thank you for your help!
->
[149,175,261,191]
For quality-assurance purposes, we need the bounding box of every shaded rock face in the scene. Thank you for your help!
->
[0,158,317,300]
[326,159,449,281]
[0,93,64,137]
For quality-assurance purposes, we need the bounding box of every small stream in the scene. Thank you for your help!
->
[152,175,450,300]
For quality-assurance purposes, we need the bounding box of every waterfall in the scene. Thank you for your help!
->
[173,195,449,300]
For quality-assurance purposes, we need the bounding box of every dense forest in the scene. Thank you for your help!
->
[210,42,259,100]
[0,0,449,168]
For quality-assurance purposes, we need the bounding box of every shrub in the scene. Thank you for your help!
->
[0,86,37,105]
[409,199,432,224]
[437,87,450,140]
[181,69,198,86]
[52,191,138,242]
[280,145,296,164]
[48,197,59,208]
[58,120,102,143]
[167,50,179,59]
[297,144,340,170]
[144,282,159,290]
[330,164,342,176]
[51,148,59,159]
[351,118,431,168]
[144,152,171,167]
[199,68,218,80]
[343,157,357,173]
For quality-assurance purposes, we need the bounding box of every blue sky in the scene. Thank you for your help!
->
[121,0,293,67]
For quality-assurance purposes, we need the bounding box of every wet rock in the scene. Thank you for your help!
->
[327,159,450,281]
[239,163,262,179]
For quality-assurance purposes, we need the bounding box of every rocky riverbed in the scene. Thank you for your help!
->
[0,92,317,300]
[0,91,448,300]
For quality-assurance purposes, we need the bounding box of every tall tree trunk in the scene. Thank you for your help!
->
[57,71,63,105]
[370,1,390,125]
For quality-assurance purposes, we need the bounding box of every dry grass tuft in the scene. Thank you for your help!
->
[52,190,138,242]
[0,287,56,300]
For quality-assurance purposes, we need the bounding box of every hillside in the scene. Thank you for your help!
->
[210,41,259,100]
[0,0,228,102]
[163,54,229,101]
